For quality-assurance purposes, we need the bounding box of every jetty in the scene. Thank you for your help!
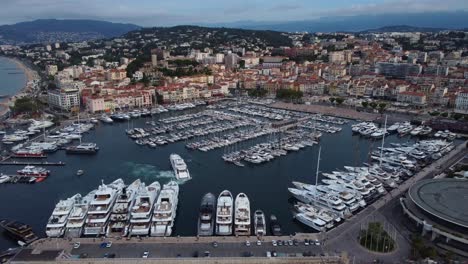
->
[0,161,65,166]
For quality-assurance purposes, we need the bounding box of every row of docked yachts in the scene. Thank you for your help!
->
[45,179,180,238]
[201,191,274,237]
[353,121,457,140]
[289,139,455,232]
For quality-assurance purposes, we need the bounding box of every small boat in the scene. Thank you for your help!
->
[76,170,84,176]
[0,220,38,245]
[254,210,266,236]
[270,214,282,236]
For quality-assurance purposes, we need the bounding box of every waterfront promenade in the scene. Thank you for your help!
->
[270,102,422,124]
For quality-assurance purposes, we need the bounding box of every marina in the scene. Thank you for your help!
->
[0,101,463,250]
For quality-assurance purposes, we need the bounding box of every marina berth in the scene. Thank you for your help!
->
[46,194,79,237]
[83,179,123,236]
[293,212,326,232]
[197,193,216,236]
[215,190,233,236]
[269,214,282,236]
[253,210,266,236]
[234,193,251,236]
[129,181,160,236]
[65,142,99,154]
[150,181,179,237]
[106,179,142,237]
[65,191,96,238]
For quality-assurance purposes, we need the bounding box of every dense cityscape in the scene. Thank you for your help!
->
[0,3,467,264]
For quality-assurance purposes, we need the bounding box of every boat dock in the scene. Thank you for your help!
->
[0,161,65,166]
[0,174,37,184]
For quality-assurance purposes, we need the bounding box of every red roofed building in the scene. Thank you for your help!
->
[397,91,427,106]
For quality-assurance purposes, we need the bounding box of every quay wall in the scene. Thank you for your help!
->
[11,256,347,264]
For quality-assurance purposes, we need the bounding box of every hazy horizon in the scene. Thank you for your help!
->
[1,0,467,27]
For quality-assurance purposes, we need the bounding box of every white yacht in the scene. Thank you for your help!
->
[215,190,233,236]
[129,181,160,236]
[83,179,122,236]
[65,191,95,238]
[234,193,251,236]
[295,202,339,226]
[106,179,142,237]
[170,154,191,180]
[293,212,326,232]
[254,210,266,236]
[288,188,350,218]
[150,181,179,237]
[100,114,114,123]
[46,194,79,237]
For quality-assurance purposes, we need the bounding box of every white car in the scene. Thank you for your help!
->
[256,240,262,246]
[142,251,149,258]
[106,242,112,248]
[245,241,250,247]
[73,242,81,249]
[272,240,277,247]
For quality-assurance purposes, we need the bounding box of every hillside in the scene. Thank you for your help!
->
[0,19,140,44]
[205,11,468,33]
[359,25,448,33]
[124,25,292,52]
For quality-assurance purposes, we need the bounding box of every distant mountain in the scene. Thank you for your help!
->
[0,19,141,45]
[359,25,448,33]
[204,11,468,33]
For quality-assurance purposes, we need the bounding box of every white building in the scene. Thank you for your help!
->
[47,88,80,111]
[45,65,58,76]
[455,91,468,114]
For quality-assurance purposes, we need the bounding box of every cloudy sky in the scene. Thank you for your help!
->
[1,0,468,26]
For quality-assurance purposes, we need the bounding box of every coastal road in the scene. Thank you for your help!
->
[70,240,324,259]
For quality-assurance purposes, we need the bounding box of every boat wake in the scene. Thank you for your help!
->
[122,162,188,184]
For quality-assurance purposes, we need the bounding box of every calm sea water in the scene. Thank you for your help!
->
[0,109,418,250]
[0,57,27,107]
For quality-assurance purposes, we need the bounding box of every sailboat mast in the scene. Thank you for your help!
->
[315,146,321,186]
[379,115,387,167]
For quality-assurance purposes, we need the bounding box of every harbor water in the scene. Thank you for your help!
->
[0,110,418,250]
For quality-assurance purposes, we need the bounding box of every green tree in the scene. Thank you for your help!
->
[369,102,378,109]
[361,101,369,108]
[329,97,336,104]
[276,89,303,101]
[335,97,344,105]
[378,103,387,113]
[10,97,43,115]
[239,60,246,69]
[441,112,448,117]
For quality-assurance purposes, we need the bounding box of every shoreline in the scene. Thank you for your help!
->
[0,56,40,116]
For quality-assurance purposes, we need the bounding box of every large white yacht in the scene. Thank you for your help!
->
[83,179,122,236]
[170,154,191,180]
[293,212,326,232]
[234,193,251,236]
[46,194,79,237]
[129,181,160,236]
[65,190,96,238]
[288,187,350,218]
[150,181,179,237]
[215,190,233,236]
[106,179,141,237]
